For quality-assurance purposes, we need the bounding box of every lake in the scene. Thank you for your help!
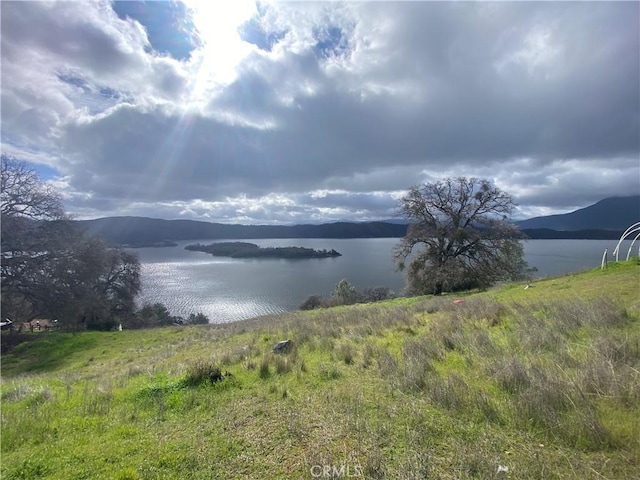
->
[132,238,636,323]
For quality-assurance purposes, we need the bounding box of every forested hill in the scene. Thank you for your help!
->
[74,196,638,246]
[75,217,408,246]
[76,218,627,247]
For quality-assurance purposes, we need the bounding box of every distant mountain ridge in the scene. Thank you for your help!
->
[74,196,639,245]
[515,195,639,231]
[75,217,408,246]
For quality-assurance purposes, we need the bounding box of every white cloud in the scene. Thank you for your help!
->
[1,1,638,223]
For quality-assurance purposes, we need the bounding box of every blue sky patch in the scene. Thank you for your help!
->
[111,1,199,60]
[57,73,122,114]
[314,26,349,59]
[98,86,120,100]
[27,161,60,181]
[57,73,91,93]
[239,17,287,52]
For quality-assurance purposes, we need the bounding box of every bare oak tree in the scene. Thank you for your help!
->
[394,177,530,295]
[1,155,65,220]
[1,155,140,328]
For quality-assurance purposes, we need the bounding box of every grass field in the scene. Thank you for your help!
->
[1,260,639,479]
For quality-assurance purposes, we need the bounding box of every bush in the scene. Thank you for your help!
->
[127,304,210,329]
[360,286,395,303]
[186,312,210,325]
[300,295,324,310]
[181,360,222,387]
[299,282,396,311]
[130,303,174,328]
[332,279,358,305]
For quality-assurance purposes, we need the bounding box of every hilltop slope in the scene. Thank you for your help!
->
[2,261,638,479]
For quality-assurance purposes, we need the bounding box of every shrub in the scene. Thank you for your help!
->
[182,360,222,387]
[332,279,358,305]
[361,286,396,303]
[299,283,396,310]
[130,303,174,328]
[186,312,210,325]
[300,295,324,310]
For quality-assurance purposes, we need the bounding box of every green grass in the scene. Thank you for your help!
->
[1,260,639,479]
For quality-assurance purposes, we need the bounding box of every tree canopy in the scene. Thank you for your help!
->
[394,177,531,295]
[1,157,65,221]
[1,155,141,329]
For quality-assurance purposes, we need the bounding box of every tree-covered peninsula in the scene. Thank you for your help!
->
[185,241,341,259]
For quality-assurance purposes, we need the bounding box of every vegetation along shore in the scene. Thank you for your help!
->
[1,260,638,479]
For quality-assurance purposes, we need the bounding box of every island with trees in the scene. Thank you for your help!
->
[185,241,341,259]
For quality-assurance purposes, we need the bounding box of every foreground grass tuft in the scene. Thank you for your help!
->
[181,359,223,387]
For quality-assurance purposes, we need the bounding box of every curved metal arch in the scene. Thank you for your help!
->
[626,231,640,261]
[613,222,640,261]
[601,248,608,269]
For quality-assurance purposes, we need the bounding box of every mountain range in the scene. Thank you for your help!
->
[75,195,639,246]
[515,196,639,231]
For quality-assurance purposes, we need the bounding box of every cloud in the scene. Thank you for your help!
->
[1,1,638,224]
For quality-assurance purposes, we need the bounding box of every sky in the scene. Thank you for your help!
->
[1,0,639,225]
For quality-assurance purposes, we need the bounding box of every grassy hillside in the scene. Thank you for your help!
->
[1,261,639,479]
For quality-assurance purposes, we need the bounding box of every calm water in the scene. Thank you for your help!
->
[132,238,636,323]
